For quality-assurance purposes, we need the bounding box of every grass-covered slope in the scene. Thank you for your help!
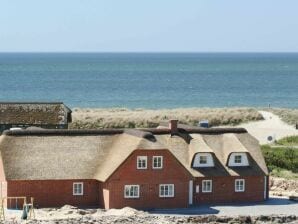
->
[275,135,298,146]
[261,135,298,179]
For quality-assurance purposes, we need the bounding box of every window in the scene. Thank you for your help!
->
[124,185,140,198]
[199,155,207,164]
[159,184,174,197]
[235,179,245,192]
[202,180,212,193]
[73,182,83,195]
[234,155,242,164]
[137,156,147,169]
[153,156,163,169]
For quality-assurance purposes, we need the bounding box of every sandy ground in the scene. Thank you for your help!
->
[237,111,298,144]
[270,177,298,197]
[2,199,298,223]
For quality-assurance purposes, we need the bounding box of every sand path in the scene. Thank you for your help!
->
[237,111,298,144]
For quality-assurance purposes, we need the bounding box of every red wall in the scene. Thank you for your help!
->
[104,149,192,209]
[7,179,102,208]
[3,150,268,209]
[194,176,266,204]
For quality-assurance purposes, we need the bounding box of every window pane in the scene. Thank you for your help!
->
[169,185,173,196]
[235,155,242,163]
[200,156,207,164]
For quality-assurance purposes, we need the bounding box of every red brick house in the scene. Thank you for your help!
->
[0,120,269,209]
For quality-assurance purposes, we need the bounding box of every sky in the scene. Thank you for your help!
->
[1,0,298,52]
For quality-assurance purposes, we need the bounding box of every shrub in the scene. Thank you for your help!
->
[261,145,298,173]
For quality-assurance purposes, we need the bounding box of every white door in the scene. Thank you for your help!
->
[188,180,193,205]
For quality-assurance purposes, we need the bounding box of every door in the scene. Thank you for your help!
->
[188,180,193,205]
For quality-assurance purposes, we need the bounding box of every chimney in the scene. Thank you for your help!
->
[169,120,178,134]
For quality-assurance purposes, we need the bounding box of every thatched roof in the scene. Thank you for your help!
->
[0,127,268,181]
[0,102,72,125]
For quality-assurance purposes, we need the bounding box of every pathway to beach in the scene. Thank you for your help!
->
[237,111,298,144]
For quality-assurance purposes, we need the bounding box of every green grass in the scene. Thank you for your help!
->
[261,144,298,179]
[275,135,298,146]
[270,169,298,180]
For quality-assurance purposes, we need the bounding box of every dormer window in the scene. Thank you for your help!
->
[228,153,249,167]
[193,153,214,167]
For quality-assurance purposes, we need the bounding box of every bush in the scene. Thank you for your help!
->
[261,145,298,173]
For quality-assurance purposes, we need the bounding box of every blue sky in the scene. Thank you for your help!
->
[1,0,298,52]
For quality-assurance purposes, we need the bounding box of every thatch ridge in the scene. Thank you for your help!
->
[3,127,247,136]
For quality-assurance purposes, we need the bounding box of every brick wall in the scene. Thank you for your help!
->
[194,176,267,204]
[104,149,192,209]
[7,179,102,208]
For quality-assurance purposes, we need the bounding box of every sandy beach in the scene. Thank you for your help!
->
[236,111,298,144]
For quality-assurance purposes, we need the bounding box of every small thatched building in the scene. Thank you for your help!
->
[0,120,269,209]
[0,102,72,133]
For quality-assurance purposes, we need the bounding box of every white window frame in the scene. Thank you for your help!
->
[235,179,245,192]
[234,155,242,164]
[73,182,84,196]
[124,185,140,198]
[152,156,163,169]
[159,184,174,198]
[202,180,212,193]
[137,156,147,169]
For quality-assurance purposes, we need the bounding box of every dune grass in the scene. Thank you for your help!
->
[69,107,263,129]
[275,135,298,146]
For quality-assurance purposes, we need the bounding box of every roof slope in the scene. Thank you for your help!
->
[0,102,71,125]
[0,128,268,181]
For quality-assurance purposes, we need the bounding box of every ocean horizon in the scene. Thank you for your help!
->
[0,53,297,109]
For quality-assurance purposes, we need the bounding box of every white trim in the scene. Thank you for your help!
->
[235,179,245,192]
[202,180,212,193]
[188,180,193,205]
[159,184,174,198]
[264,176,267,199]
[124,185,140,198]
[152,156,163,169]
[73,182,84,196]
[137,156,147,169]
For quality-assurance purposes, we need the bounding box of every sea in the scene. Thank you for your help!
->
[0,53,297,109]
